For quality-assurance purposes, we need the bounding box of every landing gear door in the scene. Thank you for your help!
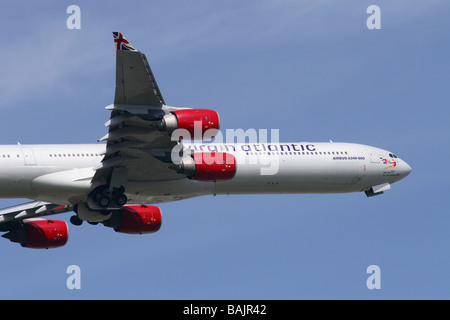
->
[20,148,37,165]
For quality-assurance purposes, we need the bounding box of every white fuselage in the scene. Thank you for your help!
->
[0,142,411,205]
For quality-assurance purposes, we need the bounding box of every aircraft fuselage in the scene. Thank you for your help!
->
[0,142,411,205]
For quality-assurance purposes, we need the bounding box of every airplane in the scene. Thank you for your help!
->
[0,32,411,249]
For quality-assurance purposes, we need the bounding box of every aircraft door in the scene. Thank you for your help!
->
[365,148,381,163]
[21,148,37,165]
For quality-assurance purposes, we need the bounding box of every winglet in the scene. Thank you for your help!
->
[112,32,137,51]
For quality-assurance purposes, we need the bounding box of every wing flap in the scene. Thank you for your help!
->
[0,201,73,230]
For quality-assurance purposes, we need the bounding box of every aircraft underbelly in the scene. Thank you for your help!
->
[0,167,38,198]
[215,158,365,194]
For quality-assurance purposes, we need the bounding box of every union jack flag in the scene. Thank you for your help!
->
[113,32,137,51]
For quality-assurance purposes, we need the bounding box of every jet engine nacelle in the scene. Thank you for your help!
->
[161,109,219,140]
[2,219,68,249]
[103,205,162,234]
[179,152,236,181]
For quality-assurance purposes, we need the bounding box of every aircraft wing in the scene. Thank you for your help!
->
[92,33,184,190]
[0,201,72,231]
[113,31,165,106]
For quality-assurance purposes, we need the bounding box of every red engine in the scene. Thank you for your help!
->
[161,109,219,140]
[179,152,236,181]
[2,219,68,249]
[104,205,162,234]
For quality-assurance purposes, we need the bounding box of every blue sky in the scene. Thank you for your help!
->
[0,0,448,299]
